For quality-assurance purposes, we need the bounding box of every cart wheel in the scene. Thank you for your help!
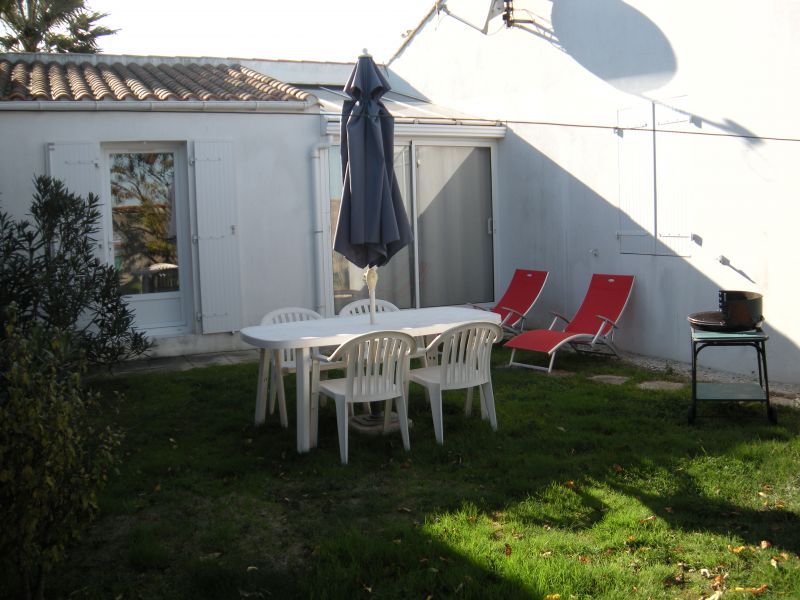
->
[768,405,778,424]
[687,403,696,425]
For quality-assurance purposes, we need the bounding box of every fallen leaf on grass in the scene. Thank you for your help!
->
[578,555,590,564]
[705,592,723,600]
[731,584,768,594]
[540,551,552,557]
[613,464,624,473]
[712,574,726,590]
[640,515,657,523]
[664,506,674,513]
[199,552,221,561]
[728,545,747,554]
[545,595,561,599]
[396,506,412,513]
[504,544,512,557]
[770,558,779,569]
[556,426,566,432]
[699,568,712,578]
[757,491,768,498]
[664,573,684,586]
[759,540,771,549]
[246,566,258,572]
[564,480,575,488]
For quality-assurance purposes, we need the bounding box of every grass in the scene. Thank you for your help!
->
[9,349,800,599]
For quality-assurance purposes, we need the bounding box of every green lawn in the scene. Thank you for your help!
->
[15,349,800,599]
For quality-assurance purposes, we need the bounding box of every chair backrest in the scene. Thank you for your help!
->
[338,298,400,316]
[332,331,415,402]
[565,274,635,336]
[435,322,502,390]
[493,269,548,327]
[260,307,322,367]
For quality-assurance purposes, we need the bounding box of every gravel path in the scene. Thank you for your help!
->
[621,352,800,409]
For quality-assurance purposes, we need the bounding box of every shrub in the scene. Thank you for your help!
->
[0,176,145,598]
[0,175,150,367]
[0,312,123,600]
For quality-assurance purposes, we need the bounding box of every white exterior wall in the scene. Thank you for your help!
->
[0,109,326,356]
[389,0,800,382]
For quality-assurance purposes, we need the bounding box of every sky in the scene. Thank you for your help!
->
[89,0,436,63]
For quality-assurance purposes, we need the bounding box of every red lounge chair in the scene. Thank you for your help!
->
[473,268,549,336]
[507,274,635,373]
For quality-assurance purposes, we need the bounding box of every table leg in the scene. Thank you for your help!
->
[273,350,288,428]
[295,347,312,453]
[254,349,270,426]
[759,341,776,423]
[689,341,698,424]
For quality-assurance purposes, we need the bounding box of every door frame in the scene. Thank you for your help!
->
[101,141,194,336]
[319,133,500,314]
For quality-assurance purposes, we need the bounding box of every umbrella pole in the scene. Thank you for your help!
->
[366,266,378,324]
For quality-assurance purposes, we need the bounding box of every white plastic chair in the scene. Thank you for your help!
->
[338,298,399,316]
[313,331,415,464]
[408,321,502,445]
[254,307,341,428]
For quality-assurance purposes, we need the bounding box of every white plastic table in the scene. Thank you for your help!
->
[240,306,501,453]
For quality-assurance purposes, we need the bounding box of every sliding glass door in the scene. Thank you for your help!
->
[329,142,494,314]
[415,145,494,307]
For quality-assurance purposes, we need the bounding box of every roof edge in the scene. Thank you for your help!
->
[386,3,441,67]
[0,51,355,67]
[0,99,318,113]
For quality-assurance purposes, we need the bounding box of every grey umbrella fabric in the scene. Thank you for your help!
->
[333,53,412,269]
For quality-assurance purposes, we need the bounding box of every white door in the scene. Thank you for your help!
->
[104,143,192,335]
[415,145,494,307]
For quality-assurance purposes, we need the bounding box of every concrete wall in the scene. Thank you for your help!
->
[389,0,800,382]
[0,108,326,355]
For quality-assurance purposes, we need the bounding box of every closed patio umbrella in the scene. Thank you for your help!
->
[334,50,412,323]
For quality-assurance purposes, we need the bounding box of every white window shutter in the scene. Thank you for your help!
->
[616,106,656,255]
[46,142,107,260]
[193,141,243,333]
[47,142,102,198]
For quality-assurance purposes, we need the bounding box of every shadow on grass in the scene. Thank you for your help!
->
[9,349,797,599]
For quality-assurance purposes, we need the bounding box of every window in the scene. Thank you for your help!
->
[109,152,179,295]
[617,99,694,257]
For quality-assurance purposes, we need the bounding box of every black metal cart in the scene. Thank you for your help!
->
[689,328,775,424]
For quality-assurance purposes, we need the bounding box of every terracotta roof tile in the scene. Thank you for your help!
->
[29,62,49,98]
[48,62,71,100]
[82,63,114,100]
[65,62,92,100]
[0,56,313,104]
[8,61,28,100]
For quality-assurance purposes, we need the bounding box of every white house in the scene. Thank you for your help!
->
[387,0,800,384]
[2,0,798,384]
[0,52,506,357]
